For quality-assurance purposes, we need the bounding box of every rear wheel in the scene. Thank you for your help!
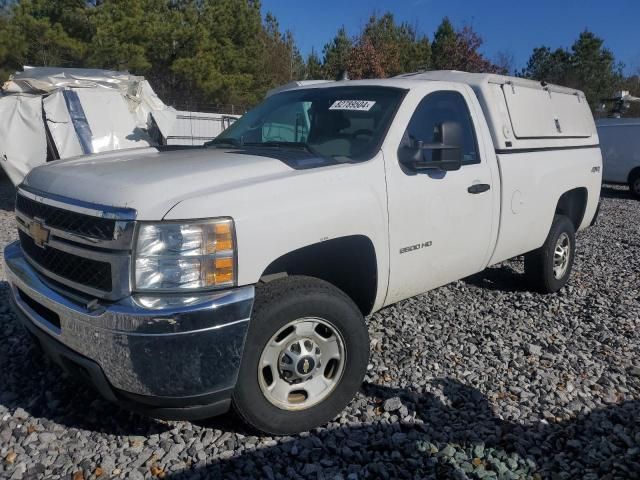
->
[232,276,369,435]
[524,215,575,293]
[629,171,640,199]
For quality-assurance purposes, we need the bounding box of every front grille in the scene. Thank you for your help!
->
[16,194,116,240]
[19,230,112,292]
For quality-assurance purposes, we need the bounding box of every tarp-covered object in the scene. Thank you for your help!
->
[0,94,47,184]
[3,67,136,93]
[0,66,238,185]
[42,90,84,158]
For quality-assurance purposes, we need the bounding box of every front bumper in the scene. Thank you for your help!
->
[4,241,255,419]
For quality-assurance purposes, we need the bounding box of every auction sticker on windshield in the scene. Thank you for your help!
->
[329,100,376,111]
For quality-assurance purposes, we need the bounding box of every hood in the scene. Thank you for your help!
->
[23,147,314,219]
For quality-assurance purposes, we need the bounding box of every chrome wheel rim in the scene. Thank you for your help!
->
[258,317,346,411]
[553,232,571,279]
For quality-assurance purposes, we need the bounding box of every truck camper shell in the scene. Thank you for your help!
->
[395,71,598,151]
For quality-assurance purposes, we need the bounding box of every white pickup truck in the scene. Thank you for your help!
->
[4,71,602,435]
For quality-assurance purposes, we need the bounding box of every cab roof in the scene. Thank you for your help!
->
[271,70,586,99]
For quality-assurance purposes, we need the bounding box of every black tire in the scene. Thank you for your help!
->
[232,276,369,435]
[629,170,640,199]
[524,215,575,293]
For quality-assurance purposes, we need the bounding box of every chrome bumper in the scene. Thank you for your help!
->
[4,241,255,403]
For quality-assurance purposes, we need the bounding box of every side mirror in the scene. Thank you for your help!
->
[399,121,463,172]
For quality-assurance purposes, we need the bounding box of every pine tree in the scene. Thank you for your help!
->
[431,17,457,70]
[323,26,352,80]
[305,48,324,79]
[521,30,623,110]
[570,30,622,109]
[521,46,572,84]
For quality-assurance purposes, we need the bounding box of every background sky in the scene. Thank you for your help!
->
[261,0,640,74]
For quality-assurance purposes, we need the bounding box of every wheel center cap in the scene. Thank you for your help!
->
[297,356,316,375]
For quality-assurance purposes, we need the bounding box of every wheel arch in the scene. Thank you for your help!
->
[260,235,378,316]
[554,187,588,231]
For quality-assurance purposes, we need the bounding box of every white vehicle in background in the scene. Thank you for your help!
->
[5,71,601,435]
[598,118,640,198]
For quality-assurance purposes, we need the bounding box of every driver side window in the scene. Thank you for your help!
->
[402,91,480,165]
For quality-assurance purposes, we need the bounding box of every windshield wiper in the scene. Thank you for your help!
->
[243,141,327,159]
[205,137,243,148]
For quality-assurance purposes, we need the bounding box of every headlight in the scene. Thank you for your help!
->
[134,218,236,291]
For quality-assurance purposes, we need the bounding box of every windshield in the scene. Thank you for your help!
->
[210,86,406,162]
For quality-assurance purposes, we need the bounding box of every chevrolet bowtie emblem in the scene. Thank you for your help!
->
[28,219,50,248]
[302,359,310,374]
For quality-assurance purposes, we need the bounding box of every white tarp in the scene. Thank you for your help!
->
[0,94,47,185]
[42,90,84,158]
[74,89,153,152]
[0,66,240,185]
[3,66,137,94]
[137,79,177,135]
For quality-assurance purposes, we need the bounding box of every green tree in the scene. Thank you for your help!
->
[170,0,265,106]
[521,46,572,84]
[570,30,622,109]
[398,24,431,73]
[86,0,154,72]
[0,0,86,80]
[258,13,305,90]
[323,26,352,80]
[431,17,456,70]
[305,48,323,79]
[29,0,93,42]
[522,31,623,110]
[430,18,498,73]
[285,31,305,82]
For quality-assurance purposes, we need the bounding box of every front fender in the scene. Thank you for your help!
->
[163,155,390,311]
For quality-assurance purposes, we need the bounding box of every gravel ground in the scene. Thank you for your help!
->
[0,172,639,480]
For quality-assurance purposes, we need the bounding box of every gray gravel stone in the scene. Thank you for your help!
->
[382,397,402,412]
[527,343,543,356]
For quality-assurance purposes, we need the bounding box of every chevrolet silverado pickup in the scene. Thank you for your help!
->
[4,71,602,435]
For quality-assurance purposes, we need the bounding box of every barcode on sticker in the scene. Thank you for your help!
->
[329,100,376,111]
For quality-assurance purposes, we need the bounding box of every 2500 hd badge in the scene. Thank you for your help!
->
[400,241,433,254]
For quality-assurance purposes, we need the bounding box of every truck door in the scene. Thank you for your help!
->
[384,88,497,304]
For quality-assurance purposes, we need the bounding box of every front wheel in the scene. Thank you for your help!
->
[232,276,369,435]
[524,215,576,293]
